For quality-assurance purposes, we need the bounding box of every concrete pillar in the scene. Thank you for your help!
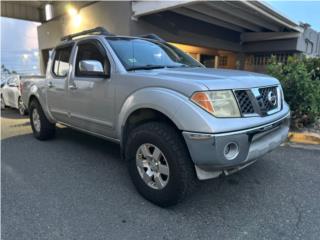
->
[214,56,219,68]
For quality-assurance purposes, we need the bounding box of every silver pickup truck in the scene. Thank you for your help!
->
[22,27,290,207]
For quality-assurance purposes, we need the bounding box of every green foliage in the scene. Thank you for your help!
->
[267,55,320,128]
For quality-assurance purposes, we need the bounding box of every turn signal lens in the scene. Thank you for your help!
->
[191,92,214,114]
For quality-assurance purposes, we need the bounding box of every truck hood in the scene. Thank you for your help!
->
[131,67,280,90]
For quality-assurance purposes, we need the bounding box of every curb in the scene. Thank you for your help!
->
[288,132,320,145]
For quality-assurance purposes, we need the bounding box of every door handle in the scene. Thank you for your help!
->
[48,82,54,88]
[68,84,78,90]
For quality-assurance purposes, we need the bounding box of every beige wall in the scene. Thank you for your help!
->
[37,1,132,73]
[37,1,132,50]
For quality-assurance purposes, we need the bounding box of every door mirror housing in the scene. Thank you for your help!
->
[8,83,18,87]
[78,60,107,77]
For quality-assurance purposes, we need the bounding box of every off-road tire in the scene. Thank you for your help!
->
[125,121,196,207]
[29,99,55,140]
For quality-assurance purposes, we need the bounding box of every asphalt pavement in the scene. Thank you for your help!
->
[1,108,320,240]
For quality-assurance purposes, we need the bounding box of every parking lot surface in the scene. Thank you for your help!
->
[2,108,320,240]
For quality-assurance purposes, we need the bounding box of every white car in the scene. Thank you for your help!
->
[1,75,27,115]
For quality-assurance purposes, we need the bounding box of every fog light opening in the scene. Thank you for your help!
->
[224,142,239,160]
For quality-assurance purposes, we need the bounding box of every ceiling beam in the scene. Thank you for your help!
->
[241,1,302,32]
[172,7,245,32]
[187,4,262,32]
[241,32,301,42]
[204,1,280,32]
[0,1,43,22]
[132,0,196,18]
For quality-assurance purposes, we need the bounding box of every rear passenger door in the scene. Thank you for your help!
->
[67,39,115,136]
[47,44,73,123]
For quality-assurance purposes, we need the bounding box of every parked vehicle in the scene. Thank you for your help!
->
[21,27,290,207]
[1,75,28,115]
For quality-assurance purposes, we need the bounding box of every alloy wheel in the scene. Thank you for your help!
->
[32,108,41,132]
[136,143,170,190]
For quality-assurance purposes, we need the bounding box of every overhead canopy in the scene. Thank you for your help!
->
[132,0,302,34]
[0,1,91,22]
[1,1,44,22]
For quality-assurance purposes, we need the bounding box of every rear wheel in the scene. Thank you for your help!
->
[18,97,27,115]
[29,99,55,140]
[125,122,196,207]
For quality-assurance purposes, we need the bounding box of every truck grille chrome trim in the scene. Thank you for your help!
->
[234,85,282,117]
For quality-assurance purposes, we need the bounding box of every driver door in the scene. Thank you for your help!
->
[67,39,115,136]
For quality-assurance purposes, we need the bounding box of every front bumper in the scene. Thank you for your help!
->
[182,113,290,180]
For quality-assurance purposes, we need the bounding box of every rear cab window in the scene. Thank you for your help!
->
[52,45,73,77]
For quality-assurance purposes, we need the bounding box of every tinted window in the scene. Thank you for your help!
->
[52,46,73,77]
[75,41,107,77]
[107,37,203,71]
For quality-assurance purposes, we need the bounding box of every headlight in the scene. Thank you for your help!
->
[191,90,241,118]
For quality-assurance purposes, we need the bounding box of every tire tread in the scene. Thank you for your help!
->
[125,121,196,207]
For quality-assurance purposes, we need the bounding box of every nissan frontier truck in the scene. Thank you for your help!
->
[22,27,290,207]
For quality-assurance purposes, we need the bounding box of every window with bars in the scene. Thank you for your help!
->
[219,56,228,66]
[246,53,292,66]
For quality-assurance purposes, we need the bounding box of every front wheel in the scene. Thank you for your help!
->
[29,100,55,140]
[125,122,196,207]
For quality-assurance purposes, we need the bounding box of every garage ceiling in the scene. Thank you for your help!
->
[0,1,92,22]
[132,0,302,33]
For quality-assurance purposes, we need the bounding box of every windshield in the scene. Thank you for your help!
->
[106,37,203,71]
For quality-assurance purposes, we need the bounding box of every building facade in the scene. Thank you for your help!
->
[2,1,320,74]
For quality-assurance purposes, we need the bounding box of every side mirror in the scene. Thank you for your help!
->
[8,83,18,87]
[79,60,106,77]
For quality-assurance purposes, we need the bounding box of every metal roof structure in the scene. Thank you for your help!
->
[1,1,91,22]
[2,1,302,33]
[132,1,302,33]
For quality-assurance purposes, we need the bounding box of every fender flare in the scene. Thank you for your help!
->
[28,85,56,123]
[117,87,214,141]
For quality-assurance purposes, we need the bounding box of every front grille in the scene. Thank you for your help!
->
[259,87,278,112]
[234,90,255,115]
[234,86,281,117]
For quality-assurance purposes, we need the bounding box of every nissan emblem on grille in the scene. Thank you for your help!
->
[267,91,277,106]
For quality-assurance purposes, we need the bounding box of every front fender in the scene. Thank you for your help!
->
[117,87,215,139]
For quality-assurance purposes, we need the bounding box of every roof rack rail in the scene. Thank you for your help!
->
[138,33,165,42]
[61,27,113,41]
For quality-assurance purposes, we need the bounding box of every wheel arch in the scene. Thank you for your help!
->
[28,94,40,108]
[117,88,214,143]
[28,94,55,123]
[121,108,181,146]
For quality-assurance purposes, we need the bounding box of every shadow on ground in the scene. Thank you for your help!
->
[1,108,29,120]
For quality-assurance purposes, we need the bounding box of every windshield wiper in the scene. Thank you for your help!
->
[127,65,166,71]
[166,64,189,68]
